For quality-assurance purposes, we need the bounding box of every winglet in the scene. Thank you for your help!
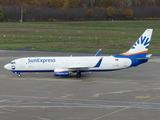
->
[95,49,102,56]
[94,57,103,67]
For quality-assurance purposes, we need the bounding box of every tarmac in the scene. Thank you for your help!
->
[0,50,160,120]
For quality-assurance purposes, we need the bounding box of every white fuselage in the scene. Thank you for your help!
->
[4,56,132,72]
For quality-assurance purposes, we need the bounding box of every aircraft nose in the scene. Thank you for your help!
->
[4,64,9,70]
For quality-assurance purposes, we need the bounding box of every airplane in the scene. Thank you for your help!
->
[4,29,153,78]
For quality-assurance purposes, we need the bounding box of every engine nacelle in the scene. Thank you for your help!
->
[54,68,70,76]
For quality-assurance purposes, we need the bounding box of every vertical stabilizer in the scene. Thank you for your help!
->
[121,29,153,56]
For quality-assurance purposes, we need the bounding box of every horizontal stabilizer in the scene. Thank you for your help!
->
[146,54,152,58]
[136,54,152,61]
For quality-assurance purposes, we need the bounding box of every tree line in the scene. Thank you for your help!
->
[0,0,160,8]
[0,0,160,22]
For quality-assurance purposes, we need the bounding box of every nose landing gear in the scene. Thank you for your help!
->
[18,74,21,77]
[12,71,21,77]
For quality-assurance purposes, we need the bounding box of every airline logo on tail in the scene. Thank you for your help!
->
[121,29,153,55]
[131,36,150,50]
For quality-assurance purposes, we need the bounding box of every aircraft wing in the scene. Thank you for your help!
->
[68,66,90,71]
[67,57,103,71]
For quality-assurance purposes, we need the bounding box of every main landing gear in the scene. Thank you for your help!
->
[76,71,81,78]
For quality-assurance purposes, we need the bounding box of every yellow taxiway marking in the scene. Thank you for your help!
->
[92,96,160,120]
[135,96,151,98]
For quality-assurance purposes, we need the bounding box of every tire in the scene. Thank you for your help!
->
[76,72,81,78]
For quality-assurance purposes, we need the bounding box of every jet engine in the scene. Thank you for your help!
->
[54,68,70,76]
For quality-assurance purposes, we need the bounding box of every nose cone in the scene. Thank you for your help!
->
[4,64,10,70]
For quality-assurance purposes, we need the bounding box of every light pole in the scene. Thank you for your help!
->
[20,6,23,22]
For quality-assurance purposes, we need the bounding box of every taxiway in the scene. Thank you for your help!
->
[0,50,160,120]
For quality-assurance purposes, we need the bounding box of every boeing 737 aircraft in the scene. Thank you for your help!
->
[4,29,153,78]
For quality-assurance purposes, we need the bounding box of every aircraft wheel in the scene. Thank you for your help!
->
[76,72,81,78]
[18,74,21,77]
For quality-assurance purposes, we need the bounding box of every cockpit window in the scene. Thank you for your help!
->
[11,62,16,64]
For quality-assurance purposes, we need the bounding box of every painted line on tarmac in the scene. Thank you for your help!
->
[92,96,160,120]
[0,97,39,108]
[135,96,151,98]
[0,95,160,105]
